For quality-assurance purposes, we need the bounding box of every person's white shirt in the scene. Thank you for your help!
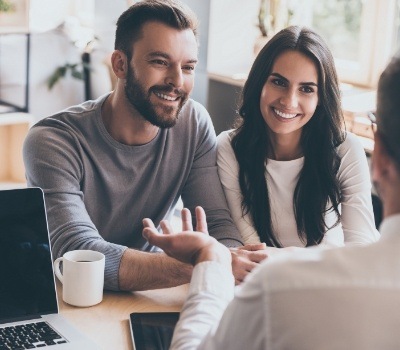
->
[217,130,380,247]
[171,214,400,350]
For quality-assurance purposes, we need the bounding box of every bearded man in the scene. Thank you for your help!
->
[23,0,267,291]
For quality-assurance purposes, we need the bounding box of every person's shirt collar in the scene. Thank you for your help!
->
[379,214,400,240]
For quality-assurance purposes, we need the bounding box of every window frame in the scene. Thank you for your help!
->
[334,0,398,87]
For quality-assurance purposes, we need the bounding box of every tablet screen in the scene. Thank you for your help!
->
[129,312,180,350]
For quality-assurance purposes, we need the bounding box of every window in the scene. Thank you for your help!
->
[208,0,400,89]
[288,0,399,87]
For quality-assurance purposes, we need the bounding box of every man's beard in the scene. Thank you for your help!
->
[124,65,189,128]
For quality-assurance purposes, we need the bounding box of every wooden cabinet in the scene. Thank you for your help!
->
[0,113,33,189]
[342,89,376,155]
[0,30,32,189]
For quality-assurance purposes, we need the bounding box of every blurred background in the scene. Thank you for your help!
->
[0,0,399,187]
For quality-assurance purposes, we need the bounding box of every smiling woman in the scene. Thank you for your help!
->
[259,51,319,154]
[217,25,380,254]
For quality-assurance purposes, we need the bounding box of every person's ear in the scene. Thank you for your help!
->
[371,132,398,184]
[111,50,128,79]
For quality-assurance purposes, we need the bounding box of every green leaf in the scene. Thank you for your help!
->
[0,0,15,12]
[47,66,66,89]
[47,61,88,89]
[71,70,84,80]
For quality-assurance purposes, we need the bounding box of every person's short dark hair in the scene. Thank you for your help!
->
[376,54,400,166]
[115,0,199,61]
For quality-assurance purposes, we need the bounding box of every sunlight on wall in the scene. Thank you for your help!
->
[29,0,94,34]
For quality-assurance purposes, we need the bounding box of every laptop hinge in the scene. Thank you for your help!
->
[0,314,42,325]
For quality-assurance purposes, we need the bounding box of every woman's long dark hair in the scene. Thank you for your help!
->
[231,26,345,247]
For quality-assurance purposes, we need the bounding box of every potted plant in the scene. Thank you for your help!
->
[254,0,271,55]
[0,0,14,13]
[47,17,98,101]
[257,0,270,38]
[47,39,95,85]
[254,0,294,55]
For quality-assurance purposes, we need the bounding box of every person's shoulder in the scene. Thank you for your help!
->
[253,244,379,293]
[337,131,364,151]
[30,95,107,137]
[40,94,107,122]
[174,99,216,140]
[180,98,209,120]
[216,129,235,151]
[335,131,367,160]
[217,129,235,142]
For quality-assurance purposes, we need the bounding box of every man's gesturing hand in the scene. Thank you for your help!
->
[142,206,231,267]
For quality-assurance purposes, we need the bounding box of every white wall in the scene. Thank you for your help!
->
[0,31,85,122]
[1,0,262,122]
[0,0,124,123]
[29,32,85,120]
[208,0,260,75]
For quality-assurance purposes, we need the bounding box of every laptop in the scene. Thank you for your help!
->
[0,187,99,349]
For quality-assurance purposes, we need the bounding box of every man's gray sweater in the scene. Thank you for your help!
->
[23,94,242,290]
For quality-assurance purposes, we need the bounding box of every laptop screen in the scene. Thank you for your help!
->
[0,188,58,324]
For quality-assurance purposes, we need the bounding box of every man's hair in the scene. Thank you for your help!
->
[377,54,400,165]
[115,0,198,61]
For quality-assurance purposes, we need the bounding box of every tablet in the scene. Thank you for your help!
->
[129,312,180,350]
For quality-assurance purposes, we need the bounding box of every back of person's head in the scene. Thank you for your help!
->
[376,54,400,167]
[240,25,342,136]
[115,0,198,61]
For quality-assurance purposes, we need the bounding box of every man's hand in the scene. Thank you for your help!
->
[230,243,268,284]
[142,207,231,267]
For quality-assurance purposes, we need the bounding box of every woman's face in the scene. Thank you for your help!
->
[260,50,319,138]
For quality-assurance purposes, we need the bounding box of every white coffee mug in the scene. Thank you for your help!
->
[54,250,105,307]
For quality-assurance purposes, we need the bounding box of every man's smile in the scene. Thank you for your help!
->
[154,92,180,102]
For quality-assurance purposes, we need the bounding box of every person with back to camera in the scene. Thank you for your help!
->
[22,0,267,292]
[142,49,400,350]
[217,25,379,254]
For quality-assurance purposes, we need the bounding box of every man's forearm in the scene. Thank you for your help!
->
[118,248,193,291]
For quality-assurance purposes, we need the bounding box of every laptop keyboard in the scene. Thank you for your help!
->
[0,321,68,349]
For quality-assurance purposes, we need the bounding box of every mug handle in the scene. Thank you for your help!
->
[53,257,64,284]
